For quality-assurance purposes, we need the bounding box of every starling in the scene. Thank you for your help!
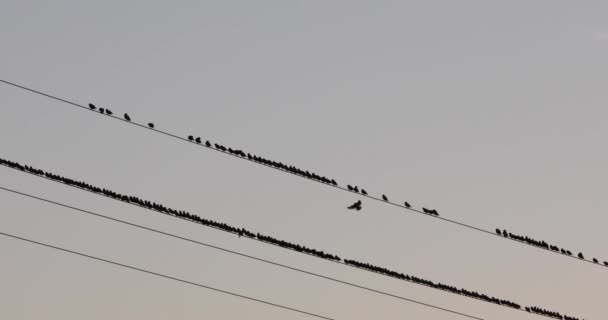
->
[347,200,362,211]
[124,113,131,121]
[195,137,202,144]
[188,135,194,141]
[382,194,388,201]
[148,123,155,128]
[404,201,411,208]
[88,103,96,110]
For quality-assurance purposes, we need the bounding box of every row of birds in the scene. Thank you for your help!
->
[0,156,582,320]
[88,104,155,128]
[344,259,583,320]
[526,306,582,320]
[497,228,608,267]
[88,102,440,217]
[344,184,438,215]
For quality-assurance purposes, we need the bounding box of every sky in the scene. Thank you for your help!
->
[1,1,607,319]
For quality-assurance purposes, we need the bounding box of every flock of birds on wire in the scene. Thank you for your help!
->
[88,103,441,216]
[85,102,607,270]
[0,156,584,320]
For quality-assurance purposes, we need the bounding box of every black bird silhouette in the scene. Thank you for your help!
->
[422,207,431,214]
[604,261,608,266]
[404,201,411,208]
[382,195,388,201]
[148,123,155,128]
[361,189,367,195]
[495,229,501,235]
[578,252,584,259]
[347,200,362,211]
[353,186,359,193]
[347,185,353,191]
[593,258,599,263]
[99,108,105,113]
[105,109,113,115]
[188,135,194,141]
[124,113,131,121]
[88,103,96,110]
[195,137,202,144]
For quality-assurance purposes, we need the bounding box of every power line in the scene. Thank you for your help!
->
[1,79,604,270]
[0,231,335,320]
[0,185,484,320]
[0,160,579,320]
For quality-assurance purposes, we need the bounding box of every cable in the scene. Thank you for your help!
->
[0,185,483,320]
[0,231,335,320]
[1,79,604,270]
[0,161,581,320]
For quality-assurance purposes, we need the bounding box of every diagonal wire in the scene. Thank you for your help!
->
[0,185,484,320]
[0,230,335,320]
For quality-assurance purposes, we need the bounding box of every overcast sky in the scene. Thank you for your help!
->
[1,1,607,319]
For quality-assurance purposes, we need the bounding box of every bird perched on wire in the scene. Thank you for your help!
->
[88,103,96,110]
[124,113,131,121]
[347,200,362,211]
[361,189,367,195]
[105,109,113,115]
[195,137,202,144]
[404,201,411,208]
[188,135,194,141]
[148,123,155,128]
[382,194,388,201]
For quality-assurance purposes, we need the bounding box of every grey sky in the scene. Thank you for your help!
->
[1,1,607,319]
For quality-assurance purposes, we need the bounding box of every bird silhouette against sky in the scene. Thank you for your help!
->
[195,137,202,144]
[124,113,131,121]
[404,201,411,208]
[148,123,155,128]
[347,200,362,211]
[105,109,113,115]
[88,103,96,110]
[382,194,388,201]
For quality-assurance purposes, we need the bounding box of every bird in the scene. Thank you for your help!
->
[578,252,584,259]
[124,113,131,121]
[604,261,608,266]
[361,189,367,195]
[403,201,411,208]
[347,200,362,211]
[382,195,388,201]
[593,258,599,263]
[353,186,359,193]
[188,135,194,141]
[99,108,105,113]
[148,123,155,128]
[205,140,211,147]
[495,229,501,235]
[105,109,113,115]
[422,207,431,214]
[195,137,202,144]
[88,103,96,110]
[347,185,353,191]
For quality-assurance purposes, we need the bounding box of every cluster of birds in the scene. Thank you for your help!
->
[0,156,584,320]
[497,228,607,267]
[88,104,154,128]
[343,259,583,320]
[88,102,439,218]
[526,306,583,320]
